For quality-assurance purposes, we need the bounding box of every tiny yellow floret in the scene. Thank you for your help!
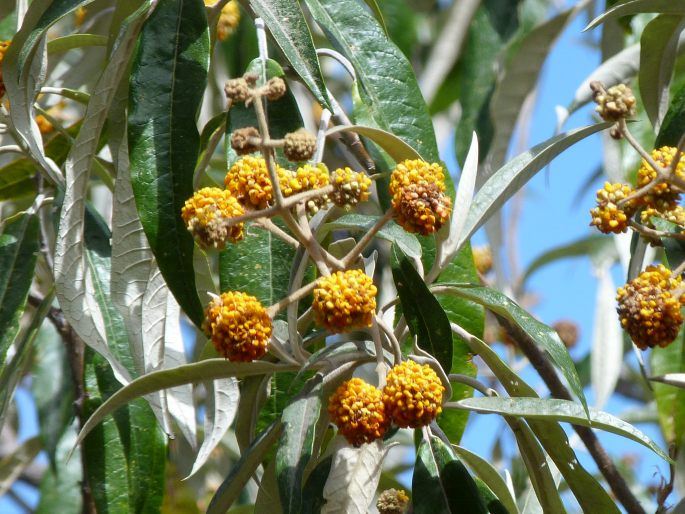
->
[330,167,372,210]
[382,360,445,428]
[328,377,389,446]
[589,182,636,234]
[202,291,271,361]
[313,269,377,333]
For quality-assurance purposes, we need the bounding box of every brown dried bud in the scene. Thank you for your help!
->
[225,78,251,103]
[231,126,261,155]
[264,77,286,101]
[552,320,579,349]
[283,128,316,162]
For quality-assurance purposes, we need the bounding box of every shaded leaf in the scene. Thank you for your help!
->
[392,246,452,372]
[325,125,422,161]
[324,214,421,259]
[36,424,82,514]
[413,435,488,514]
[0,436,42,496]
[250,0,331,110]
[128,0,209,327]
[656,82,685,148]
[301,455,333,514]
[457,397,670,461]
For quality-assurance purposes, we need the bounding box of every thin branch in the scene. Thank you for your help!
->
[340,209,394,269]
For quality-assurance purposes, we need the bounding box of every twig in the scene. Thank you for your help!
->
[252,218,299,248]
[375,314,402,365]
[448,374,495,397]
[267,280,317,319]
[340,209,394,269]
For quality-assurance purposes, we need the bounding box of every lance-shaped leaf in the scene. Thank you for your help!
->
[322,438,386,514]
[412,435,488,514]
[440,285,587,415]
[277,376,322,514]
[54,1,154,385]
[459,332,621,513]
[323,214,421,259]
[128,0,209,328]
[656,83,685,148]
[641,15,685,132]
[456,122,611,258]
[0,212,39,364]
[391,247,452,372]
[249,0,330,110]
[0,436,42,497]
[456,397,669,461]
[305,0,438,162]
[36,424,82,514]
[75,360,293,446]
[325,125,422,161]
[207,422,283,514]
[586,0,685,31]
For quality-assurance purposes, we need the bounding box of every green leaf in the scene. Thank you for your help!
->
[412,435,488,514]
[76,360,294,446]
[654,217,685,273]
[207,422,283,514]
[436,284,588,416]
[459,122,612,248]
[656,83,685,147]
[0,436,42,496]
[301,455,332,514]
[650,332,685,449]
[0,160,36,200]
[277,376,322,514]
[128,0,209,328]
[36,424,83,514]
[323,214,421,259]
[453,445,519,514]
[460,333,621,514]
[457,397,670,461]
[391,246,452,372]
[305,0,438,161]
[250,0,331,110]
[47,33,108,54]
[325,125,422,161]
[639,15,685,130]
[585,0,685,31]
[0,212,39,364]
[521,235,616,284]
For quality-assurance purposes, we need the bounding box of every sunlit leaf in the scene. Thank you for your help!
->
[586,0,685,31]
[325,125,422,161]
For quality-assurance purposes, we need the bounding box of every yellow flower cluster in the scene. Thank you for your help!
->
[382,360,445,428]
[182,187,245,249]
[206,0,240,41]
[224,155,282,209]
[330,167,372,210]
[312,269,377,333]
[377,488,410,514]
[640,201,685,230]
[472,244,493,275]
[328,360,445,445]
[389,159,451,235]
[279,163,331,213]
[637,146,685,204]
[616,264,685,350]
[589,182,636,234]
[0,40,10,99]
[203,291,272,361]
[327,377,389,446]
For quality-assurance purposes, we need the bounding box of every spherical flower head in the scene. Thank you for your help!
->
[225,155,285,209]
[215,0,240,41]
[389,159,446,198]
[394,182,452,235]
[36,114,53,135]
[589,182,636,234]
[224,78,251,104]
[637,147,685,204]
[377,488,410,514]
[264,77,286,101]
[640,199,685,230]
[382,360,445,428]
[472,244,493,275]
[230,126,260,155]
[592,82,636,122]
[182,187,245,249]
[202,291,272,361]
[283,128,317,162]
[617,264,684,350]
[330,167,372,210]
[552,320,579,349]
[313,269,377,333]
[328,378,389,446]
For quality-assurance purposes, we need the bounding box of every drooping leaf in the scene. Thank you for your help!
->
[586,0,685,31]
[325,125,422,161]
[321,438,386,514]
[457,397,670,461]
[128,0,210,328]
[249,0,331,110]
[206,422,283,514]
[0,212,39,364]
[453,445,519,514]
[412,435,488,514]
[639,14,685,131]
[324,214,421,259]
[455,122,612,256]
[439,284,588,415]
[391,246,452,372]
[277,376,322,514]
[305,0,438,162]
